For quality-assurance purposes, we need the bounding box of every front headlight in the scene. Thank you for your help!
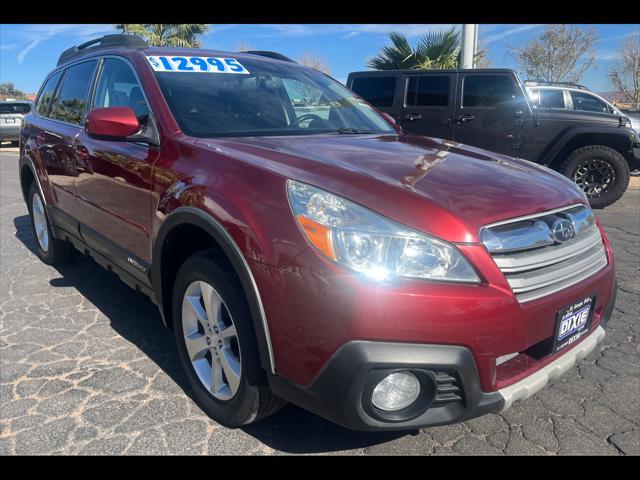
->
[287,180,480,283]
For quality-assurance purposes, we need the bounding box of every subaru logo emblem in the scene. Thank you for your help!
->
[551,218,576,243]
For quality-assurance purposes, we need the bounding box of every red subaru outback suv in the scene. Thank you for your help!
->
[19,35,617,431]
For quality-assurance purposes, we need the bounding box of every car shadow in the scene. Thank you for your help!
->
[13,214,408,453]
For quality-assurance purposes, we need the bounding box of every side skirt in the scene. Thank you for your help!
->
[47,206,157,305]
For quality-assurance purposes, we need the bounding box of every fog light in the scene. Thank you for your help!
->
[371,371,420,411]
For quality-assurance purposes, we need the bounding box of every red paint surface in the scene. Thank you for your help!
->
[22,47,617,393]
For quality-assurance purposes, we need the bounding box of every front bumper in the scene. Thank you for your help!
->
[268,287,614,431]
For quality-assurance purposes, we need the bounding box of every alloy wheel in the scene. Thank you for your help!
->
[572,159,616,197]
[181,280,242,401]
[31,192,49,252]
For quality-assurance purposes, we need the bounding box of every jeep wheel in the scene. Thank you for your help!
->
[27,182,78,265]
[560,145,630,209]
[172,251,286,427]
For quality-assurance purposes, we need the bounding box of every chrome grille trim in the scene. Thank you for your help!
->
[482,205,608,302]
[482,203,584,230]
[494,229,602,273]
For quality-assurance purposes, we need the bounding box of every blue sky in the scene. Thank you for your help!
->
[1,24,638,94]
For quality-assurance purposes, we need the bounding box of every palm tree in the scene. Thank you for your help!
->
[368,28,484,70]
[116,24,210,48]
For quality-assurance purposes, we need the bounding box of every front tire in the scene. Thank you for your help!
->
[27,182,78,265]
[172,251,285,427]
[560,145,630,209]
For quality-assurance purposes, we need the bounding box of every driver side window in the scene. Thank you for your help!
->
[93,58,150,124]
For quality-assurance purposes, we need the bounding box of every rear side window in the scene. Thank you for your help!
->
[35,71,63,117]
[93,58,150,123]
[463,75,515,107]
[538,89,565,109]
[406,76,449,107]
[350,76,396,107]
[0,103,31,114]
[51,60,97,125]
[571,91,609,113]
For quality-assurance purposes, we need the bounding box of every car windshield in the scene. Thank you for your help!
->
[152,56,395,138]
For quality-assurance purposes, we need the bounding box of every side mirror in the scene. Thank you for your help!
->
[85,107,140,139]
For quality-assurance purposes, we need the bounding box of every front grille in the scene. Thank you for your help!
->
[481,204,607,302]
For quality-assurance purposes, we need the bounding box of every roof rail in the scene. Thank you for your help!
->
[57,34,148,66]
[241,51,296,63]
[524,79,589,91]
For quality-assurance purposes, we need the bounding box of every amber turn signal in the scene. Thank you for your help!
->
[296,214,336,260]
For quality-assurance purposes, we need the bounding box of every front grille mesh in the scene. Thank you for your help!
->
[483,205,607,302]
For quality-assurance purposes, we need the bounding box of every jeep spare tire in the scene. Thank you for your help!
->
[560,145,630,209]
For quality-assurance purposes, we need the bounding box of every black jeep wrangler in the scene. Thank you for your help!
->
[347,69,640,208]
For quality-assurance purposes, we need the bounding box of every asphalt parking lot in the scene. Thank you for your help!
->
[0,147,638,455]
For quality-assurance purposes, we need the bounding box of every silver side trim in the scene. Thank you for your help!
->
[498,326,605,411]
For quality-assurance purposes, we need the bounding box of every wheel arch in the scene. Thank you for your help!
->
[18,154,49,207]
[151,206,275,374]
[541,128,633,171]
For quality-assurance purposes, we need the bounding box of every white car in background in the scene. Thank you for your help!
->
[0,100,32,145]
[525,81,640,133]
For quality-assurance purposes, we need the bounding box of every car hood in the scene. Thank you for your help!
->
[197,133,586,243]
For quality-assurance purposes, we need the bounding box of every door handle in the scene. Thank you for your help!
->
[75,145,89,162]
[454,114,475,124]
[404,113,422,121]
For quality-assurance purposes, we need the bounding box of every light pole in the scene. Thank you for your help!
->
[460,24,478,69]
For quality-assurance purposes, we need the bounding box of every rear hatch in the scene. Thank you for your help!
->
[0,102,31,126]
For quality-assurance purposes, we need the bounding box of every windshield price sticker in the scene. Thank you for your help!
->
[146,56,250,74]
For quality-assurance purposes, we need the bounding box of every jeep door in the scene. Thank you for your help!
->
[452,72,528,156]
[398,73,455,139]
[348,73,401,119]
[73,57,158,270]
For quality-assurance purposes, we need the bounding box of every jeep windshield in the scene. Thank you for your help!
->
[152,56,395,138]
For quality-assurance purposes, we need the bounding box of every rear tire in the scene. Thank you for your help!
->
[27,182,78,265]
[172,251,286,427]
[560,145,630,209]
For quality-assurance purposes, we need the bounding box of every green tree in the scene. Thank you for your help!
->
[0,82,27,100]
[115,24,210,48]
[368,28,485,70]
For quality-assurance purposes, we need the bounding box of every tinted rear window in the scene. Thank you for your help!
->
[406,76,449,107]
[538,89,565,108]
[51,60,97,125]
[350,76,397,107]
[463,74,515,107]
[0,103,31,114]
[36,71,63,117]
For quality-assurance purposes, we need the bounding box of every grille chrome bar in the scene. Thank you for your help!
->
[493,228,602,273]
[482,205,607,302]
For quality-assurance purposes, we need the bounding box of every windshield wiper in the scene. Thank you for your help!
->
[336,127,375,134]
